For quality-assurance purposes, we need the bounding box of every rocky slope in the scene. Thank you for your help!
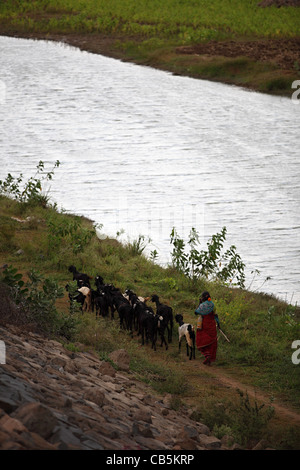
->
[0,322,240,451]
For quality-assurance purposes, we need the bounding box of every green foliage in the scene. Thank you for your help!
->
[0,160,60,207]
[0,0,298,40]
[230,389,275,446]
[1,265,29,301]
[46,215,96,255]
[1,265,76,338]
[194,389,275,447]
[126,235,150,256]
[170,226,246,288]
[0,217,17,251]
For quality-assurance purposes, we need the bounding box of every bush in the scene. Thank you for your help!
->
[0,265,77,338]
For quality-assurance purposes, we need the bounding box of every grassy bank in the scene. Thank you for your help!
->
[0,164,299,449]
[0,0,299,95]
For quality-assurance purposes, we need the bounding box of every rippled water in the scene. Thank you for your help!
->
[1,36,299,304]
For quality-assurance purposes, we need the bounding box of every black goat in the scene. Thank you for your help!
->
[138,307,159,351]
[124,289,150,331]
[151,294,174,343]
[111,290,133,334]
[68,265,91,288]
[175,314,196,360]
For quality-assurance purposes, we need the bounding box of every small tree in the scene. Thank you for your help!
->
[170,226,246,288]
[0,160,60,207]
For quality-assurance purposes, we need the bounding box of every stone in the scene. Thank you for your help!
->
[0,322,231,451]
[0,413,27,434]
[182,425,199,440]
[108,349,130,371]
[99,361,116,377]
[198,434,222,449]
[12,402,58,439]
[83,387,105,407]
[133,409,153,424]
[196,422,210,435]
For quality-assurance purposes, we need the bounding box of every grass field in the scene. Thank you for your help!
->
[0,0,299,39]
[0,0,299,95]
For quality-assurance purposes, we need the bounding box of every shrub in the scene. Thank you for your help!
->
[0,160,60,208]
[0,265,76,338]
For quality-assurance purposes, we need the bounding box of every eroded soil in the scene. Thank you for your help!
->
[176,38,300,72]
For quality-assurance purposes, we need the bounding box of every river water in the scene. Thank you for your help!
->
[0,36,299,304]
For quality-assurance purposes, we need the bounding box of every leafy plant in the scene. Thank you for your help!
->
[126,235,150,256]
[0,265,76,338]
[170,226,246,288]
[230,389,275,446]
[0,160,60,207]
[46,215,96,255]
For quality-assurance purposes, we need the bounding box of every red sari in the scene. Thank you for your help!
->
[196,312,218,364]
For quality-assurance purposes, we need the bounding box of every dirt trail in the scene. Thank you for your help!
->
[180,355,300,427]
[200,363,300,424]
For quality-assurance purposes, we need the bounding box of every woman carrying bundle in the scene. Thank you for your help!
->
[195,291,220,366]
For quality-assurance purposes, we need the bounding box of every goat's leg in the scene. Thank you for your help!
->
[169,319,173,343]
[159,329,168,350]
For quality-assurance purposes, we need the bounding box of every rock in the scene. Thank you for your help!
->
[196,422,210,435]
[231,442,244,450]
[0,323,231,451]
[0,413,27,434]
[99,361,116,377]
[198,434,222,450]
[252,439,269,450]
[182,424,199,440]
[83,387,105,407]
[12,402,58,440]
[108,349,130,371]
[133,409,153,424]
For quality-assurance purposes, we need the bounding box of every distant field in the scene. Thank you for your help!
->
[0,0,299,41]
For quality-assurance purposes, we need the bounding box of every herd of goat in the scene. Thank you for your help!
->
[66,265,196,360]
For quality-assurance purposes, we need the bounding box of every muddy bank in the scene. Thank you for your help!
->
[176,38,300,72]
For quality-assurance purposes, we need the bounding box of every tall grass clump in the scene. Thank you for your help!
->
[192,388,275,448]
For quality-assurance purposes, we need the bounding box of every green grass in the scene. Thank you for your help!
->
[0,0,299,39]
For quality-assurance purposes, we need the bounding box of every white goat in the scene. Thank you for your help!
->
[78,286,92,312]
[175,314,196,360]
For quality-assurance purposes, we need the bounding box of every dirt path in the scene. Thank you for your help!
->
[175,353,300,429]
[197,362,300,425]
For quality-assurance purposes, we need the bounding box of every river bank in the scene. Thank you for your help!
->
[0,0,299,96]
[1,30,299,97]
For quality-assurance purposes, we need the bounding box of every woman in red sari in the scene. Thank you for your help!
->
[195,291,219,366]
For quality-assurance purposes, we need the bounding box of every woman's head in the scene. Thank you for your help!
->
[200,291,211,302]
